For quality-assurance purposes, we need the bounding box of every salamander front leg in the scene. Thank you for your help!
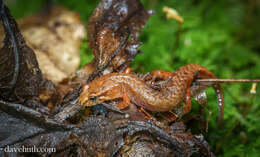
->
[118,93,130,110]
[160,111,179,122]
[138,107,157,122]
[122,67,132,74]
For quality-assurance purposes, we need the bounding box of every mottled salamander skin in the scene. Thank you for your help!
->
[78,64,224,122]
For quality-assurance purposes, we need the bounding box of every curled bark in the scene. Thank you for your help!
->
[0,1,45,102]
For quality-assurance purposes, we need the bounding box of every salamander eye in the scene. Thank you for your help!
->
[89,96,98,101]
[83,85,89,91]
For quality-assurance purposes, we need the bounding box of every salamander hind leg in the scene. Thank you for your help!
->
[173,85,192,118]
[183,82,192,115]
[150,70,176,81]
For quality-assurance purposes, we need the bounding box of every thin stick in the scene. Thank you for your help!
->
[196,79,260,83]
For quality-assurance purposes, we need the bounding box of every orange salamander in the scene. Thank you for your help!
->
[78,64,224,124]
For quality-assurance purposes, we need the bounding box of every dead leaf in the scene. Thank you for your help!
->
[0,7,85,83]
[87,0,153,72]
[0,3,45,101]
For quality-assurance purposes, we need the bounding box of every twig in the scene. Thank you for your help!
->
[196,78,260,83]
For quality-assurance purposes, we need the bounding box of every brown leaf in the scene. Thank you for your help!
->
[87,0,153,71]
[20,7,85,83]
[0,2,45,101]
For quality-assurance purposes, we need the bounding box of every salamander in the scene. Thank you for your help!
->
[78,64,224,124]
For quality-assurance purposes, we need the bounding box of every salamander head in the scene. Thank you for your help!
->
[78,80,113,107]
